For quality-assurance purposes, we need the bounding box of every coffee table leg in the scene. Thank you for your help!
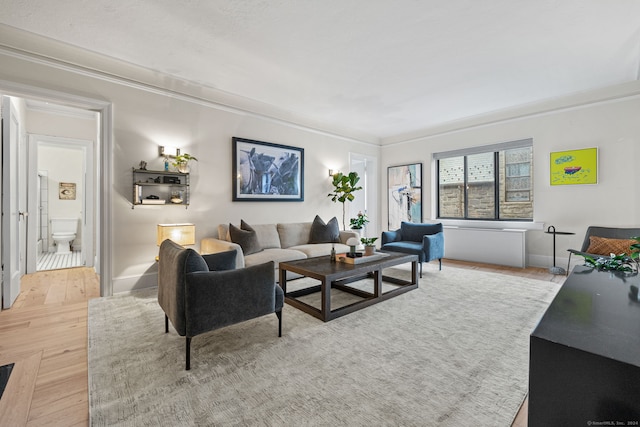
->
[322,278,330,321]
[373,269,382,297]
[279,268,287,295]
[411,260,418,284]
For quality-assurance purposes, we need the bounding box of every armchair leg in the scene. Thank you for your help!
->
[439,259,442,271]
[276,310,282,337]
[165,314,169,333]
[186,337,191,370]
[419,262,423,278]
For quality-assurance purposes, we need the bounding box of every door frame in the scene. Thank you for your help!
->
[27,135,96,273]
[1,96,23,308]
[0,79,113,297]
[349,152,379,238]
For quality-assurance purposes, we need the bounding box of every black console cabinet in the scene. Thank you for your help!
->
[529,266,640,425]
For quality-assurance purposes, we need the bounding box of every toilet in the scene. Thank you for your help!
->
[51,218,78,255]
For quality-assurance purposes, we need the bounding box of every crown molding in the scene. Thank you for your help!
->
[0,25,379,146]
[381,80,640,147]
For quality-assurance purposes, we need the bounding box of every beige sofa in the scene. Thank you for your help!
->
[201,222,358,280]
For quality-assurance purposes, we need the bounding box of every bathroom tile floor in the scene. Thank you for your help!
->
[37,250,83,271]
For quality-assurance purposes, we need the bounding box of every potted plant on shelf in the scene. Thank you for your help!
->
[360,237,378,256]
[327,172,363,230]
[172,153,198,173]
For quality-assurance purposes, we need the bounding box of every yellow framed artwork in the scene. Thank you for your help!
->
[550,147,598,186]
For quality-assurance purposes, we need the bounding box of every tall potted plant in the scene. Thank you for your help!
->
[327,172,363,230]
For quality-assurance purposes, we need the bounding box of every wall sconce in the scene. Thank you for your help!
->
[159,146,181,158]
[329,169,337,177]
[156,223,195,260]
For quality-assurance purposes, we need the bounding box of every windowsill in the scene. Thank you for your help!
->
[436,219,544,231]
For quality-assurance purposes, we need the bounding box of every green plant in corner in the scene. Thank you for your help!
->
[327,172,363,230]
[172,153,198,173]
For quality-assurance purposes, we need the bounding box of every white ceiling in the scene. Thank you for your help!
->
[3,0,640,144]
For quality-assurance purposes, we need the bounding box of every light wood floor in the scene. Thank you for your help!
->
[0,260,565,426]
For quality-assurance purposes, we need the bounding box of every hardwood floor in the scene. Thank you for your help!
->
[0,260,564,426]
[0,267,99,426]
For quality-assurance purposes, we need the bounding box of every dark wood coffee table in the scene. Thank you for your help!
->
[279,251,418,322]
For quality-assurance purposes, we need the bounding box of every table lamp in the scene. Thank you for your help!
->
[346,237,359,256]
[156,223,195,260]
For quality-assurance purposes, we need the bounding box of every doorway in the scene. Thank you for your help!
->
[349,153,378,239]
[28,134,96,272]
[1,80,113,306]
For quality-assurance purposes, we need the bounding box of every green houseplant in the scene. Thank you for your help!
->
[328,172,363,230]
[579,236,640,273]
[361,237,378,256]
[172,153,198,173]
[349,211,369,230]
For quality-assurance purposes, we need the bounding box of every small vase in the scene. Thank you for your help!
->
[177,164,189,173]
[364,245,375,256]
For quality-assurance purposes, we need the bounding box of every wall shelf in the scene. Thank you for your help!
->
[132,168,189,209]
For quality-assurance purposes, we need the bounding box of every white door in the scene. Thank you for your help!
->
[349,153,378,238]
[2,96,22,308]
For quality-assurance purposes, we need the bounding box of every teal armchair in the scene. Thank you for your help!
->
[381,222,445,277]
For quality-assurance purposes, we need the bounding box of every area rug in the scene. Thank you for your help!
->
[88,265,559,426]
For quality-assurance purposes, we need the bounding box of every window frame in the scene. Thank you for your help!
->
[435,139,533,222]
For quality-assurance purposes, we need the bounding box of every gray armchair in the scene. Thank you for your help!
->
[158,239,284,370]
[567,226,640,274]
[381,222,445,278]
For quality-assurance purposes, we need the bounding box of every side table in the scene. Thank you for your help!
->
[544,225,575,275]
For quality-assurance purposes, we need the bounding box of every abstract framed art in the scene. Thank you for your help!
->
[388,163,422,229]
[550,147,598,186]
[232,137,304,201]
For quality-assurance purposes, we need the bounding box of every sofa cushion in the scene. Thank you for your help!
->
[229,220,262,255]
[277,222,312,248]
[244,248,307,269]
[251,223,282,249]
[382,241,426,262]
[309,215,340,244]
[290,243,351,258]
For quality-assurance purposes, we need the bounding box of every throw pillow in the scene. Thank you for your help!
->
[309,215,340,243]
[229,220,262,255]
[585,236,635,256]
[184,249,209,273]
[202,250,237,271]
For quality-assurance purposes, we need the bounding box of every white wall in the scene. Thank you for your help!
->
[381,90,640,269]
[0,30,379,293]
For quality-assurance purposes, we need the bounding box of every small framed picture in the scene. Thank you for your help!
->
[59,182,76,200]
